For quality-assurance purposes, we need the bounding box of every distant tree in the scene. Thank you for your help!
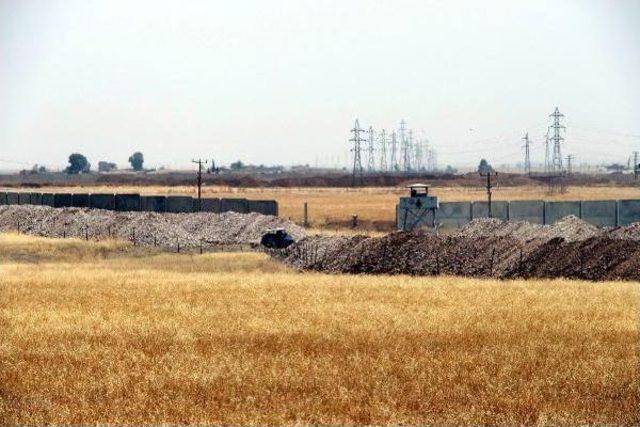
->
[128,152,144,171]
[230,160,245,171]
[477,158,492,174]
[444,165,457,174]
[66,153,90,174]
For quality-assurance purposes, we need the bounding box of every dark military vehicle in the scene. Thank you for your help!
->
[260,228,295,249]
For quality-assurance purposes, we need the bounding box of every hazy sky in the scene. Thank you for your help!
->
[1,0,639,171]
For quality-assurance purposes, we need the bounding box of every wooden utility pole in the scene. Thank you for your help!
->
[479,170,498,218]
[192,158,208,211]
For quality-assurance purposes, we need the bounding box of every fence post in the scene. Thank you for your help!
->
[303,202,309,227]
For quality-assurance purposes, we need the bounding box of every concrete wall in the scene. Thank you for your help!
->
[18,193,31,205]
[471,201,509,220]
[545,201,581,224]
[247,200,278,216]
[200,198,221,213]
[166,196,193,213]
[54,193,73,208]
[29,193,42,205]
[41,193,55,207]
[114,194,141,211]
[436,202,471,228]
[582,200,617,227]
[6,192,19,205]
[220,198,249,214]
[89,194,116,210]
[71,193,90,208]
[141,196,167,213]
[509,200,545,224]
[618,199,640,226]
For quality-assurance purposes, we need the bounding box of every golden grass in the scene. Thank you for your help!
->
[1,234,639,425]
[8,184,640,227]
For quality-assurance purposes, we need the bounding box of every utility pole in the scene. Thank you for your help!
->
[378,129,387,172]
[522,133,531,175]
[479,169,498,218]
[350,119,365,186]
[366,126,375,172]
[192,158,208,211]
[549,107,565,173]
[565,154,575,175]
[389,131,398,172]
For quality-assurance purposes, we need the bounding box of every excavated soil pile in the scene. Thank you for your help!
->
[278,216,640,281]
[0,205,306,250]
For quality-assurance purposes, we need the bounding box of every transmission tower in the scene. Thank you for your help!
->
[399,120,410,173]
[549,107,565,172]
[406,128,415,172]
[565,154,575,175]
[350,119,365,186]
[366,126,375,172]
[389,131,398,172]
[378,129,387,172]
[522,133,531,175]
[414,138,424,171]
[633,151,639,180]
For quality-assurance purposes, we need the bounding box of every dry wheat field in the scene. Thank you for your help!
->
[10,184,640,227]
[1,233,639,425]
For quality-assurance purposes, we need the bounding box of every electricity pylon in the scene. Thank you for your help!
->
[350,119,365,186]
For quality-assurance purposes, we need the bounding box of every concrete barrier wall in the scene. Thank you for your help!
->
[509,200,545,224]
[54,193,73,208]
[582,200,617,227]
[545,201,581,224]
[471,201,509,220]
[247,200,278,216]
[141,196,167,213]
[436,202,472,228]
[220,198,249,214]
[71,193,90,208]
[114,194,141,211]
[1,191,277,216]
[18,193,31,205]
[166,196,193,213]
[200,198,221,213]
[89,194,115,210]
[7,192,19,205]
[41,193,55,207]
[618,199,640,226]
[29,193,42,205]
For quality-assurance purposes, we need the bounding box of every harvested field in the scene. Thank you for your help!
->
[278,216,640,281]
[0,205,306,250]
[1,233,638,425]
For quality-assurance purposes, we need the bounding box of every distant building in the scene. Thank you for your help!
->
[98,161,118,172]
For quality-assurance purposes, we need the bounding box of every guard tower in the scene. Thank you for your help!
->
[397,183,439,231]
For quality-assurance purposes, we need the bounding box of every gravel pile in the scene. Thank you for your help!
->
[455,215,603,242]
[0,205,306,250]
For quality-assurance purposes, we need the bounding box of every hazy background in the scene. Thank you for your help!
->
[1,0,639,171]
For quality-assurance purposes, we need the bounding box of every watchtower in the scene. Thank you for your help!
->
[397,183,439,231]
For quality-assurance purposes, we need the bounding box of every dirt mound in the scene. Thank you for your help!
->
[0,205,306,250]
[277,216,640,281]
